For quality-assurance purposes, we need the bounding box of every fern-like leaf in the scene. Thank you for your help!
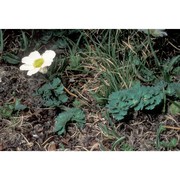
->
[36,77,68,107]
[54,108,85,135]
[107,81,180,121]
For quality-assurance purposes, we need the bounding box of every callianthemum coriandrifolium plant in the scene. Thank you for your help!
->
[107,81,180,121]
[54,108,85,135]
[36,77,68,107]
[0,98,27,118]
[107,83,142,120]
[156,124,178,150]
[169,101,180,115]
[166,82,180,97]
[134,81,165,111]
[37,78,85,135]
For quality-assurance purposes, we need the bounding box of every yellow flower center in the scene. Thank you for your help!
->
[33,58,44,68]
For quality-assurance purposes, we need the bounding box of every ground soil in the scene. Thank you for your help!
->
[0,63,179,151]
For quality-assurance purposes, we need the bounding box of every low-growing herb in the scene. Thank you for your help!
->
[36,77,68,107]
[107,81,180,121]
[0,98,27,118]
[54,108,85,135]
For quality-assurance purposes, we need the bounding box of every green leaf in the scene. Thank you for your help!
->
[40,31,52,44]
[52,39,68,49]
[2,53,21,64]
[54,108,85,135]
[0,105,13,118]
[172,66,180,76]
[51,77,61,88]
[169,101,180,115]
[14,99,27,111]
[0,29,3,52]
[36,77,68,107]
[166,82,180,98]
[163,55,180,74]
[20,31,28,51]
[55,86,64,94]
[107,81,179,121]
[160,138,178,149]
[0,99,27,118]
[169,138,178,147]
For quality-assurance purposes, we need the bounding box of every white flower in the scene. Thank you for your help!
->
[138,29,167,37]
[20,50,56,76]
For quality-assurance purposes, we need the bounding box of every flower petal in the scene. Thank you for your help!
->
[20,64,34,71]
[22,51,41,65]
[22,57,34,65]
[29,51,42,59]
[42,50,56,60]
[42,50,56,67]
[27,68,40,76]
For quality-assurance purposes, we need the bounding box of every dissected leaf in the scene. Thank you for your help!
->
[14,99,27,111]
[169,101,180,115]
[166,82,180,98]
[160,138,178,149]
[36,77,68,107]
[163,55,180,75]
[0,104,14,118]
[54,108,85,135]
[107,81,180,121]
[0,99,26,118]
[2,53,21,64]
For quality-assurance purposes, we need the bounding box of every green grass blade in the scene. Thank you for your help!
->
[0,29,3,52]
